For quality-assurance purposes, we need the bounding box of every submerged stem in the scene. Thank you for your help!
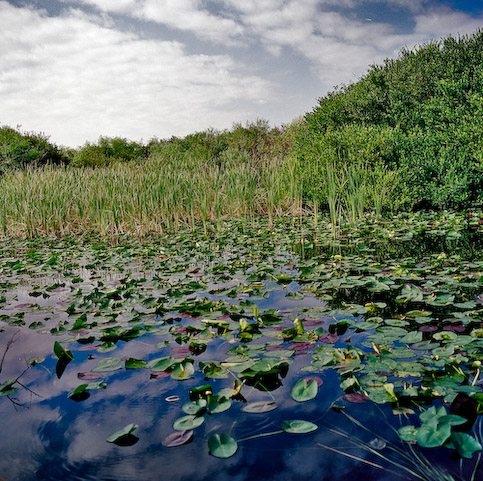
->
[237,429,285,443]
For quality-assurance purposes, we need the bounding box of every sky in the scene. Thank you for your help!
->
[1,0,482,147]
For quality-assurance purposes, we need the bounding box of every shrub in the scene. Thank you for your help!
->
[72,136,148,167]
[296,29,483,211]
[0,125,68,174]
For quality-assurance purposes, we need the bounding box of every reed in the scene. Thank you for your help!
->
[0,151,301,238]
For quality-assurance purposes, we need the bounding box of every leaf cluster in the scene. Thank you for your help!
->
[297,29,483,211]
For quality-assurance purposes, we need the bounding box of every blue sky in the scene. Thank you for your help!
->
[1,0,482,147]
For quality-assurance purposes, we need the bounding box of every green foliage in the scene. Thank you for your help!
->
[0,125,68,174]
[297,29,483,211]
[72,136,148,167]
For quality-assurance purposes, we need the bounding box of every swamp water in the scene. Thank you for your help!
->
[1,213,483,481]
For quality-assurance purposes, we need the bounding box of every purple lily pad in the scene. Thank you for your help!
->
[443,324,465,332]
[319,333,339,344]
[304,376,323,387]
[419,325,438,332]
[291,342,315,351]
[77,344,101,351]
[302,319,324,326]
[150,371,170,379]
[77,372,103,380]
[343,393,370,404]
[162,430,194,447]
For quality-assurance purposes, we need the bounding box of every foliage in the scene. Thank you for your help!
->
[297,29,483,211]
[0,125,68,174]
[72,136,148,167]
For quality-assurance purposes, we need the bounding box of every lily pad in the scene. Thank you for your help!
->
[173,415,205,431]
[291,378,318,402]
[162,430,194,447]
[242,401,277,413]
[92,357,123,372]
[107,423,138,443]
[208,433,238,458]
[282,420,318,434]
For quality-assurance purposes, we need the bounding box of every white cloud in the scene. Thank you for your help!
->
[414,7,483,37]
[225,0,483,90]
[0,1,271,146]
[63,0,244,43]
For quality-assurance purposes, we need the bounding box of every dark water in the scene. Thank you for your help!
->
[0,223,482,481]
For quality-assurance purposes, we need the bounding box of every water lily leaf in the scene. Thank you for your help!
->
[432,345,454,357]
[78,372,103,380]
[385,319,409,327]
[433,331,457,341]
[396,284,423,303]
[53,341,73,360]
[416,422,451,448]
[173,415,204,431]
[450,432,482,459]
[0,379,18,397]
[208,433,238,458]
[68,381,106,399]
[107,423,138,443]
[291,378,318,402]
[171,361,195,380]
[182,399,207,415]
[125,358,147,369]
[438,415,466,427]
[420,405,446,423]
[162,430,194,447]
[343,393,369,404]
[400,330,423,344]
[242,401,277,413]
[411,340,441,351]
[282,420,318,434]
[398,425,418,442]
[92,357,123,372]
[146,356,175,372]
[199,361,229,379]
[207,395,232,414]
[27,357,45,366]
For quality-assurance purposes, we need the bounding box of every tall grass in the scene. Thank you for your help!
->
[0,151,301,238]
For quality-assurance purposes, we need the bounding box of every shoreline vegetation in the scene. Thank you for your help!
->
[1,30,482,238]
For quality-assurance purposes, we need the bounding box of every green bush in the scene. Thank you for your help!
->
[0,125,68,174]
[296,29,483,211]
[72,136,148,167]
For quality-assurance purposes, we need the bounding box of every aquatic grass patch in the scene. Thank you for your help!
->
[0,150,302,237]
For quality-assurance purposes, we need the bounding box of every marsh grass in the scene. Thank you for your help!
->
[0,151,302,237]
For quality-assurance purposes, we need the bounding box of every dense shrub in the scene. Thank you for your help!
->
[297,29,483,211]
[148,119,296,168]
[0,125,68,174]
[72,136,148,167]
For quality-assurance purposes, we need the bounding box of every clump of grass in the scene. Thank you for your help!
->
[0,151,302,238]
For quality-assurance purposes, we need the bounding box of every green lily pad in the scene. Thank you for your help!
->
[291,378,318,402]
[208,433,238,458]
[92,357,123,372]
[450,431,482,459]
[282,420,318,434]
[182,399,207,415]
[107,423,138,443]
[242,401,277,413]
[173,415,205,431]
[53,341,73,360]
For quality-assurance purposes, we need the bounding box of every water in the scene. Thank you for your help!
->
[0,218,482,481]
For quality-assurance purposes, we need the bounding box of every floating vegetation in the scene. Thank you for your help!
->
[0,212,483,479]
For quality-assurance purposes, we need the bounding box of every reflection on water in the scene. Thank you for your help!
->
[0,220,482,481]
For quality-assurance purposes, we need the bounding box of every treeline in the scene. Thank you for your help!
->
[0,118,295,170]
[1,30,483,236]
